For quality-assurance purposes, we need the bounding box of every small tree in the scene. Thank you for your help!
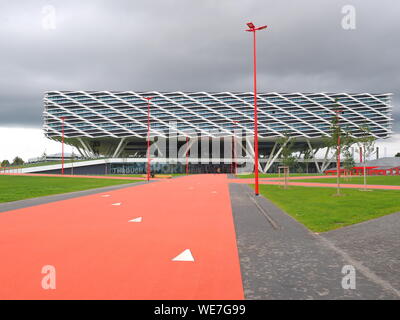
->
[12,156,24,166]
[395,152,400,158]
[1,159,10,167]
[356,126,376,191]
[322,99,354,196]
[342,149,355,181]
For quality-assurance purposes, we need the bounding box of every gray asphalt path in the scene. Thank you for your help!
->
[229,183,399,299]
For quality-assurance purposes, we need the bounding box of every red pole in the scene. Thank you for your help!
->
[252,30,260,195]
[246,22,267,195]
[233,121,239,175]
[231,134,234,174]
[61,116,65,175]
[337,132,341,178]
[186,136,189,175]
[359,147,363,163]
[146,97,153,182]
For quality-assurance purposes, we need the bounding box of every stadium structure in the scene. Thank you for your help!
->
[38,91,393,175]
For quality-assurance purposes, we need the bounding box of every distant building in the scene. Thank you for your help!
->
[28,152,83,164]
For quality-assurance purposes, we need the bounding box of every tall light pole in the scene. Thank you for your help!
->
[186,136,189,175]
[60,116,66,175]
[232,121,239,175]
[246,22,267,196]
[334,99,343,196]
[145,97,153,182]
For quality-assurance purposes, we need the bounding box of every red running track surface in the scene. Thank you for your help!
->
[0,175,243,299]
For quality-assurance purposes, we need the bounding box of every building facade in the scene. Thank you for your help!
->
[43,91,393,173]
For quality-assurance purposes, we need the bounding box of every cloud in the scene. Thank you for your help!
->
[0,0,398,147]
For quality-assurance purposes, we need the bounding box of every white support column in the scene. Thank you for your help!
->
[78,138,93,157]
[263,141,278,173]
[245,139,263,172]
[76,146,85,158]
[306,139,321,173]
[112,137,126,158]
[321,149,336,172]
[263,137,292,173]
[320,147,332,172]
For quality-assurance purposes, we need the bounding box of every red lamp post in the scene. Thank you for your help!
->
[334,100,343,195]
[145,97,153,182]
[246,22,267,196]
[60,116,66,175]
[232,121,239,175]
[186,136,189,175]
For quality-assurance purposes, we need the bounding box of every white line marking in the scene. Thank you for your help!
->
[101,195,110,197]
[129,217,142,223]
[172,249,195,262]
[111,203,121,206]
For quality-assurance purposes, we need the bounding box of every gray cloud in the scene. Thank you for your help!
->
[0,0,399,131]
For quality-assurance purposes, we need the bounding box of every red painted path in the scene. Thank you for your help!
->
[0,175,243,299]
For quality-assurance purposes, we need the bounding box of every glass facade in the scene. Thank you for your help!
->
[44,91,393,141]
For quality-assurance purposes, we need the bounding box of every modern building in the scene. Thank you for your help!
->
[27,152,83,164]
[42,91,393,174]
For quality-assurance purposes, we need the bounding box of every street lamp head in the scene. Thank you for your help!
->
[144,97,153,101]
[256,25,268,31]
[246,22,255,29]
[246,22,268,32]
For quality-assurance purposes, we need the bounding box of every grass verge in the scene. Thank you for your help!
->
[0,175,138,203]
[294,176,400,186]
[254,184,400,232]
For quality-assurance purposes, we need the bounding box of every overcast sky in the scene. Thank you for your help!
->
[0,0,399,161]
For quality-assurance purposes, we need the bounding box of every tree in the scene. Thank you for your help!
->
[1,159,10,167]
[277,134,296,189]
[322,99,355,196]
[355,126,376,191]
[12,156,24,166]
[342,149,355,181]
[395,152,400,158]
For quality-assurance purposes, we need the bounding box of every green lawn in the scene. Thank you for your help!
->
[294,176,400,186]
[255,184,400,232]
[0,175,139,203]
[238,173,323,179]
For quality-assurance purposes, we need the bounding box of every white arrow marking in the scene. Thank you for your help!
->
[129,217,142,223]
[172,249,195,262]
[101,195,110,197]
[111,203,121,206]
